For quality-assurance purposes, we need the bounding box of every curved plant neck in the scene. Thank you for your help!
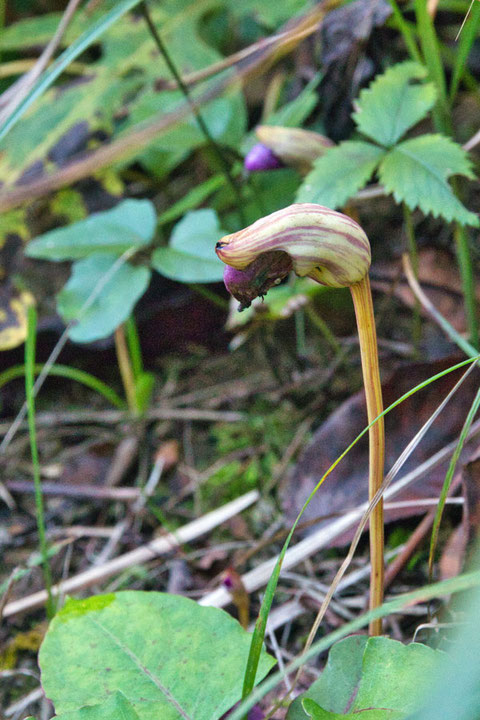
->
[350,274,385,635]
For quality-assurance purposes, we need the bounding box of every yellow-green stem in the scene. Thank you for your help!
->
[350,275,385,635]
[114,325,138,414]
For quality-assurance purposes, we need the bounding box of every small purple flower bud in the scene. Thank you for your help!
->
[222,252,292,310]
[244,143,284,172]
[222,572,234,589]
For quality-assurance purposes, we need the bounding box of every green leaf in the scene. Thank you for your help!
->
[157,176,225,226]
[225,0,314,26]
[54,691,141,719]
[378,134,478,226]
[267,74,322,127]
[57,254,151,343]
[352,61,437,147]
[26,200,156,261]
[288,637,446,720]
[352,638,443,713]
[39,591,275,720]
[287,636,367,719]
[152,209,225,283]
[302,698,402,720]
[296,141,385,208]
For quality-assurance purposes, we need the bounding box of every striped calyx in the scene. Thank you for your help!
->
[215,204,371,290]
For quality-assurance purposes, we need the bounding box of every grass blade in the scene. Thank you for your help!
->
[0,363,126,409]
[0,0,144,141]
[232,568,480,719]
[241,354,479,701]
[428,383,480,580]
[414,0,449,133]
[450,1,480,101]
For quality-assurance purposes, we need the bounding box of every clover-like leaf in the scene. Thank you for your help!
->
[353,61,437,147]
[378,134,478,226]
[296,141,385,208]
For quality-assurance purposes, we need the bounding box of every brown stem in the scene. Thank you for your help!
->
[350,275,385,635]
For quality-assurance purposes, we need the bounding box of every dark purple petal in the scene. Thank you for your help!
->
[223,252,292,310]
[244,143,284,172]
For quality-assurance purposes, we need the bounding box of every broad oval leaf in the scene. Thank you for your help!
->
[57,253,151,343]
[39,591,275,720]
[378,134,478,226]
[296,141,385,208]
[288,636,446,720]
[352,61,437,147]
[26,199,156,261]
[152,209,225,283]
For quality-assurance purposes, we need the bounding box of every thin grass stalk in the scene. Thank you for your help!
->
[140,0,246,225]
[428,382,480,581]
[0,363,126,409]
[25,306,55,619]
[403,204,422,353]
[239,354,477,705]
[289,359,477,705]
[350,275,385,635]
[387,0,422,62]
[454,224,479,349]
[230,569,480,720]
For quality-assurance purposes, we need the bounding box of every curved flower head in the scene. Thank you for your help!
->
[216,204,371,297]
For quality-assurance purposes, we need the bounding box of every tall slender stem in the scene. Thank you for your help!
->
[350,275,385,635]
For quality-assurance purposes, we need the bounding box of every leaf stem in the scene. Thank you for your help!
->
[350,275,385,635]
[114,324,139,414]
[25,306,55,619]
[139,1,246,225]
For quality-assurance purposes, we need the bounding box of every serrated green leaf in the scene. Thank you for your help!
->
[152,209,225,282]
[26,200,156,261]
[352,61,437,147]
[378,134,478,226]
[296,141,385,208]
[39,591,275,720]
[57,254,151,342]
